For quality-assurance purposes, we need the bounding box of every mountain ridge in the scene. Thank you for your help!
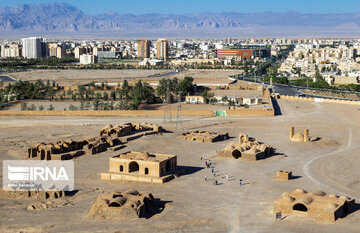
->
[1,2,360,37]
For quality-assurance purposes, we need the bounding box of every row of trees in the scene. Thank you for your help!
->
[4,79,58,100]
[156,76,195,103]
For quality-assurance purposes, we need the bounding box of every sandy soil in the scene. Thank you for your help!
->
[8,69,241,87]
[0,100,360,232]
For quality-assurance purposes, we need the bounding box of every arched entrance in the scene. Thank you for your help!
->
[293,203,308,212]
[129,161,139,173]
[232,149,241,159]
[166,161,171,173]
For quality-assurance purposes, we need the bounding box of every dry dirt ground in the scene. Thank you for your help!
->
[0,100,360,233]
[9,69,241,86]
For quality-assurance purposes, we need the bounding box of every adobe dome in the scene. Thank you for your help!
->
[328,194,338,198]
[339,196,350,201]
[247,146,260,154]
[325,203,338,209]
[292,133,304,142]
[282,192,289,197]
[124,189,139,195]
[282,195,295,203]
[137,152,150,160]
[298,197,313,205]
[312,190,327,196]
[294,189,307,194]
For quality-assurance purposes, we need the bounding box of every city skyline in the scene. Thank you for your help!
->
[1,0,360,15]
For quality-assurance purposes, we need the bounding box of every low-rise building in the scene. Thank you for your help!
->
[101,151,177,183]
[80,54,98,64]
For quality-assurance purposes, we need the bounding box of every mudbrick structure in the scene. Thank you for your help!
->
[289,127,309,142]
[88,189,156,219]
[0,189,65,199]
[99,122,163,141]
[217,133,273,161]
[101,151,177,183]
[273,189,355,222]
[179,131,229,143]
[276,170,293,181]
[27,122,163,160]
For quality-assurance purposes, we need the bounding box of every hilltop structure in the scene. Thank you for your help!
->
[274,189,355,222]
[218,133,273,161]
[101,151,177,183]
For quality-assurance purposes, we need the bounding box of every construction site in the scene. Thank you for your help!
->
[0,87,360,233]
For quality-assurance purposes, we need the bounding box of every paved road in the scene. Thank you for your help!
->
[0,76,16,82]
[272,84,301,96]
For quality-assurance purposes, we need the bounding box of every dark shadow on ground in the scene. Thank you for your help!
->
[161,129,173,134]
[271,98,282,116]
[176,165,204,176]
[290,175,302,180]
[311,137,321,142]
[139,105,162,110]
[144,198,172,219]
[65,190,79,197]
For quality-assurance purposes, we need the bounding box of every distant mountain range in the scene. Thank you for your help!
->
[1,2,360,38]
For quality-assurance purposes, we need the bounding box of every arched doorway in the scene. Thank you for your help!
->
[232,149,241,159]
[145,168,149,175]
[166,161,171,173]
[293,203,308,212]
[129,161,139,173]
[41,150,46,160]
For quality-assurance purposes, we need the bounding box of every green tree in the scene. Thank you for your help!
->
[156,78,178,102]
[93,99,101,110]
[221,96,229,103]
[29,104,36,110]
[201,89,214,104]
[21,102,27,111]
[39,105,44,111]
[47,104,55,111]
[103,92,109,101]
[177,76,195,97]
[110,90,116,100]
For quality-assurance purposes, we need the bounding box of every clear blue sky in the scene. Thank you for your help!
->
[1,0,359,15]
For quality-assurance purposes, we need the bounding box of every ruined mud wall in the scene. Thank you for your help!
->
[0,108,274,117]
[280,95,360,105]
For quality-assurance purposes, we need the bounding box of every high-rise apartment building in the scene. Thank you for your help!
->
[137,39,151,59]
[22,37,46,58]
[156,38,168,60]
[0,44,22,58]
[226,38,232,44]
[48,43,58,57]
[56,47,66,58]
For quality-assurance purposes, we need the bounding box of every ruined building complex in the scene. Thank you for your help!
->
[0,189,66,200]
[101,151,177,183]
[89,189,156,219]
[99,122,163,140]
[218,133,273,161]
[27,122,163,160]
[289,127,309,142]
[274,189,355,222]
[179,131,229,143]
